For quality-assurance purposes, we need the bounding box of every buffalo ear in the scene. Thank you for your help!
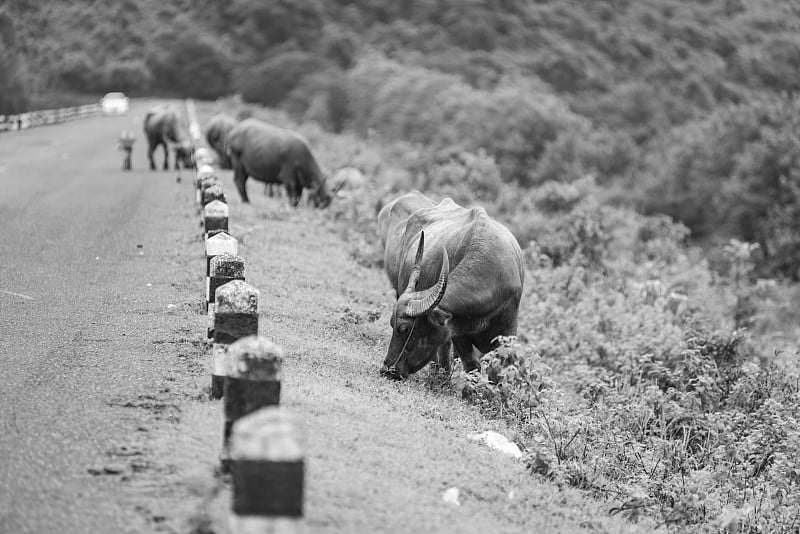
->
[428,308,452,326]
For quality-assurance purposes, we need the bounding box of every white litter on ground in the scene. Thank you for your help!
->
[442,487,461,506]
[468,431,523,459]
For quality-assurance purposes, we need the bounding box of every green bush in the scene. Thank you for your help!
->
[417,149,503,206]
[284,68,350,132]
[642,96,800,279]
[0,49,29,113]
[148,32,231,98]
[104,59,152,93]
[321,29,359,69]
[239,51,332,108]
[534,126,638,184]
[222,0,323,51]
[345,55,583,185]
[55,51,96,92]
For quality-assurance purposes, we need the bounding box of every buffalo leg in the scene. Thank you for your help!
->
[453,337,482,373]
[148,144,156,170]
[280,166,301,207]
[283,179,301,206]
[162,144,169,171]
[232,165,249,203]
[286,184,300,207]
[174,148,180,170]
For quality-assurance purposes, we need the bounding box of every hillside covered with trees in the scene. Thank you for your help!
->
[4,1,800,530]
[4,0,800,280]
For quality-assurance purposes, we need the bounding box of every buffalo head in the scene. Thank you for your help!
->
[381,232,451,379]
[175,141,194,169]
[310,175,332,209]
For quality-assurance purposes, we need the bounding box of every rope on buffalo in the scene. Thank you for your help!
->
[386,317,418,375]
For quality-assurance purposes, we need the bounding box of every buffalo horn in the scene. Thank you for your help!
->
[405,231,425,292]
[406,246,449,317]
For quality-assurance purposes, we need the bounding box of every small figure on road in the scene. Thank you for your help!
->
[118,130,135,171]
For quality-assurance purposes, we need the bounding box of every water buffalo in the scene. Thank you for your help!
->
[143,105,193,171]
[226,118,332,208]
[378,191,524,379]
[204,113,237,169]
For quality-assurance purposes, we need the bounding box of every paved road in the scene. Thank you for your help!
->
[0,99,200,533]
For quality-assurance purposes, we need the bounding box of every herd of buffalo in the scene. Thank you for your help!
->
[143,105,524,380]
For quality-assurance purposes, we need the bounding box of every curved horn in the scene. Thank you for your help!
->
[405,232,425,292]
[406,246,449,317]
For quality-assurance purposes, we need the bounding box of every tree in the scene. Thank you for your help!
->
[0,9,29,113]
[238,51,331,108]
[148,33,231,99]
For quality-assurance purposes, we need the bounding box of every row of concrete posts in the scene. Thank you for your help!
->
[187,99,305,533]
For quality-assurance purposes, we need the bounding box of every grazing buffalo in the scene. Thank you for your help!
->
[204,113,238,169]
[226,118,332,208]
[378,191,524,379]
[143,105,193,170]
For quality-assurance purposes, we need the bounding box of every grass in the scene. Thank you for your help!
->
[170,103,650,531]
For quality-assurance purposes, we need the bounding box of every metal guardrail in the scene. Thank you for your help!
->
[0,104,101,133]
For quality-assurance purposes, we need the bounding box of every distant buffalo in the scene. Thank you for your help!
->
[143,105,193,171]
[204,113,238,169]
[226,118,332,208]
[378,191,524,379]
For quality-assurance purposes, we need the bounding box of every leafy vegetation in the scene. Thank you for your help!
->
[207,94,800,531]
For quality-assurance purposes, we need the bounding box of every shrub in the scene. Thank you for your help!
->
[417,149,503,206]
[222,0,324,51]
[0,47,29,113]
[321,28,359,69]
[284,68,350,132]
[55,51,96,92]
[345,55,583,185]
[104,59,152,93]
[534,126,638,184]
[239,51,332,108]
[148,33,231,98]
[641,96,800,279]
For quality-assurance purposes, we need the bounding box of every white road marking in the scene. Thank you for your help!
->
[1,290,33,300]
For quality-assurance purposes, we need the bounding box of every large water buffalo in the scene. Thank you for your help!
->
[143,105,193,171]
[378,191,524,379]
[204,113,237,169]
[226,118,332,208]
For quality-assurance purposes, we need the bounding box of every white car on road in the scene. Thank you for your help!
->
[101,92,130,116]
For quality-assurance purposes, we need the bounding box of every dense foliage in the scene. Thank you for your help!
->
[0,8,29,113]
[5,0,800,277]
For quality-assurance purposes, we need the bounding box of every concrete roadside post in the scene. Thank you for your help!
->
[194,147,216,168]
[207,253,245,339]
[229,407,304,534]
[211,280,259,399]
[205,232,238,312]
[198,176,221,216]
[203,199,229,239]
[202,183,226,207]
[195,164,216,205]
[223,336,284,450]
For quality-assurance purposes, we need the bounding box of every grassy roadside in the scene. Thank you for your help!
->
[162,167,647,532]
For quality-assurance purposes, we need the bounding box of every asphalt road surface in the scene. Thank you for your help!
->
[0,99,201,533]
